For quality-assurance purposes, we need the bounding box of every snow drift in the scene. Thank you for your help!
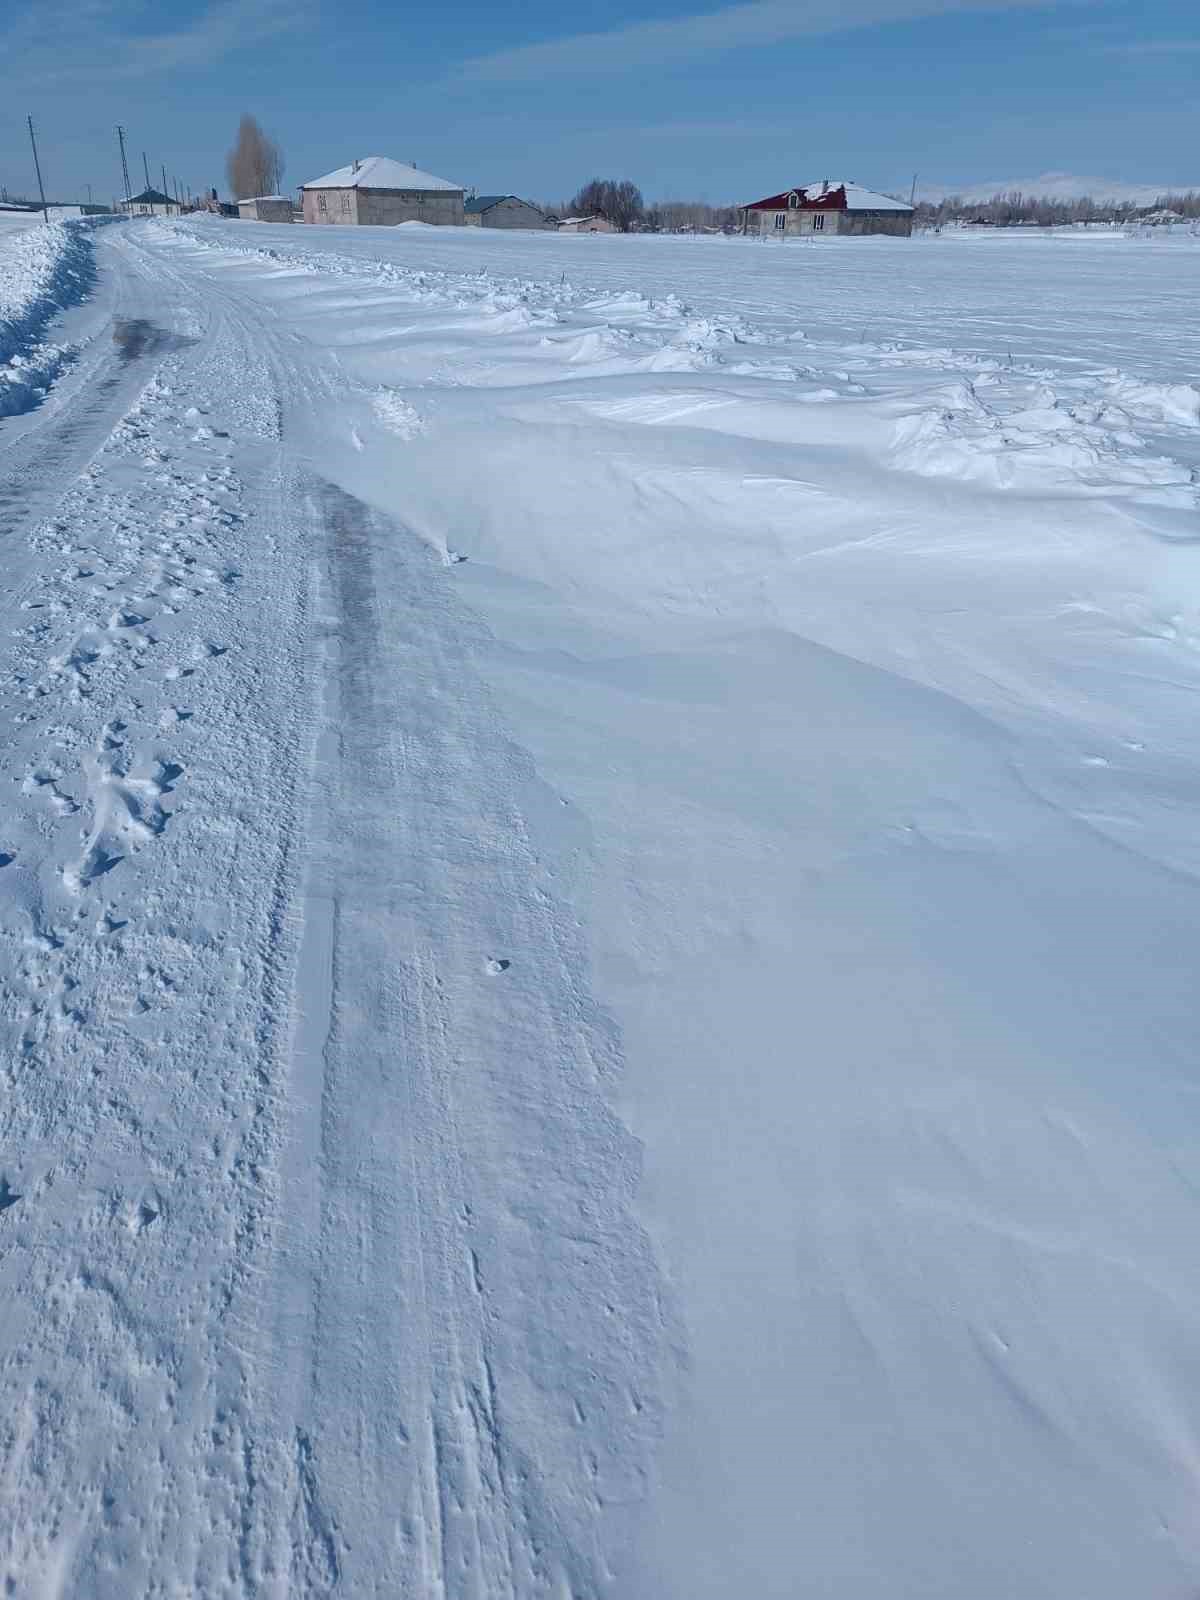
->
[0,219,98,416]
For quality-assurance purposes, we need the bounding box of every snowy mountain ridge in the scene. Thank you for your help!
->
[919,171,1199,205]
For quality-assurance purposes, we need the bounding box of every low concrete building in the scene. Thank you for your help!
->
[741,181,913,238]
[238,195,293,223]
[557,214,614,234]
[464,194,552,230]
[119,187,174,218]
[300,157,464,226]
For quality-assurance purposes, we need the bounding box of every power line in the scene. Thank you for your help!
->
[116,125,131,204]
[27,116,49,224]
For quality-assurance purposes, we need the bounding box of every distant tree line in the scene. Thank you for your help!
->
[545,176,1200,233]
[541,179,740,232]
[916,189,1200,226]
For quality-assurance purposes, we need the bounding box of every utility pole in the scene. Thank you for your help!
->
[27,116,49,223]
[162,164,171,215]
[142,151,152,193]
[909,172,918,207]
[116,125,132,204]
[86,183,93,206]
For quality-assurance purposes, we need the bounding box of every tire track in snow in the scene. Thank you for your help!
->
[266,479,668,1596]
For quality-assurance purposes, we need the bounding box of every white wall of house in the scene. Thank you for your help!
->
[238,198,294,222]
[302,188,464,226]
[745,205,913,238]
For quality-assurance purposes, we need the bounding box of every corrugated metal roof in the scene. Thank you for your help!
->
[301,157,462,193]
[465,195,509,213]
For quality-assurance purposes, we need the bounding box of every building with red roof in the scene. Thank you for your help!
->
[741,181,914,238]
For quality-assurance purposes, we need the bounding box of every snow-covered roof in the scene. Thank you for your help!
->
[745,182,913,213]
[801,182,913,212]
[301,157,462,193]
[121,188,172,207]
[239,195,288,203]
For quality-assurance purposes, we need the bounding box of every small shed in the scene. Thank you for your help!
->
[464,195,552,230]
[741,182,913,238]
[238,195,293,223]
[557,215,614,234]
[119,187,174,218]
[300,157,464,226]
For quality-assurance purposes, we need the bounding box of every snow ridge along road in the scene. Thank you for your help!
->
[0,219,105,419]
[2,215,1200,1598]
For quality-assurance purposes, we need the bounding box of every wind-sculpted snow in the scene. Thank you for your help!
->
[1,217,1200,1598]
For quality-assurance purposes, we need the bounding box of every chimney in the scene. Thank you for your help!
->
[353,158,360,174]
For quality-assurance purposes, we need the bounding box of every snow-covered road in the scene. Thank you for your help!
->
[2,216,1200,1598]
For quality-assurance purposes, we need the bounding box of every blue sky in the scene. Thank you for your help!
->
[3,0,1198,205]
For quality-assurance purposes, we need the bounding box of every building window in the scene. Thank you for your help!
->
[774,213,786,230]
[318,193,327,213]
[340,191,351,214]
[787,191,800,208]
[813,213,825,230]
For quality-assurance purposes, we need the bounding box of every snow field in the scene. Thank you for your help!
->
[154,218,1200,1599]
[1,214,1200,1597]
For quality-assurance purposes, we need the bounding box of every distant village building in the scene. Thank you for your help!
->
[557,215,614,234]
[237,195,294,223]
[464,195,553,230]
[300,158,464,226]
[741,182,913,238]
[1139,208,1183,226]
[119,188,174,218]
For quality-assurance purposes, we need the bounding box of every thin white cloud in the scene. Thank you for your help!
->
[124,0,309,73]
[456,0,1090,83]
[1103,37,1200,54]
[3,0,311,87]
[636,119,797,139]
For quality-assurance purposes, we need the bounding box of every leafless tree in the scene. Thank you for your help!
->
[226,114,284,200]
[650,199,741,233]
[570,178,645,232]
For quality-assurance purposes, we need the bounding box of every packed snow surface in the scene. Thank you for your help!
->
[1,217,1199,1598]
